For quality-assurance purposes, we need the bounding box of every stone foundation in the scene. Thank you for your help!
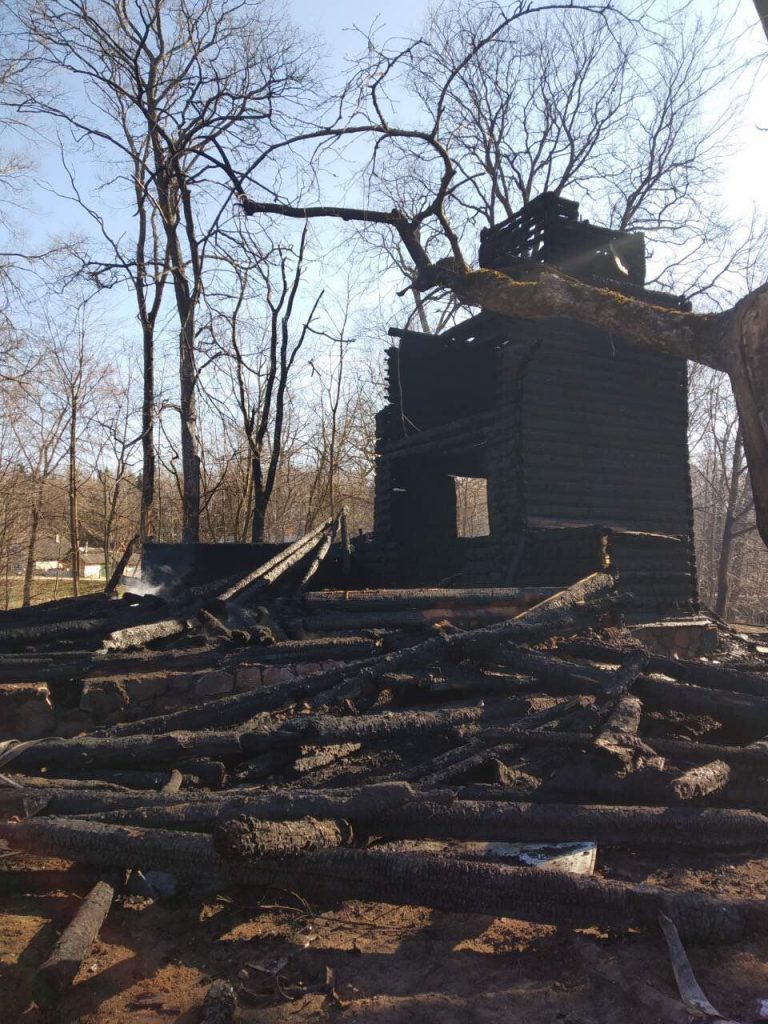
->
[627,618,719,659]
[0,660,343,740]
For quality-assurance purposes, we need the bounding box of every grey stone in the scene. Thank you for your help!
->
[193,670,235,697]
[80,679,129,722]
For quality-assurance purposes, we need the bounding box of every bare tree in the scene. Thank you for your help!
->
[231,1,768,551]
[15,0,313,542]
[90,363,141,579]
[209,224,323,541]
[689,366,758,617]
[3,351,68,605]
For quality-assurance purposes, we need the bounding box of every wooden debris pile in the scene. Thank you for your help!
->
[3,533,768,1009]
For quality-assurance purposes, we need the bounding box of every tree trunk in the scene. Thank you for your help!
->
[721,289,768,549]
[140,321,156,543]
[22,486,44,608]
[202,980,237,1024]
[714,428,744,618]
[670,761,731,802]
[69,397,80,597]
[251,460,268,543]
[179,312,200,544]
[10,781,415,823]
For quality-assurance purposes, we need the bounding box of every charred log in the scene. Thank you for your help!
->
[214,816,351,858]
[670,761,731,802]
[202,980,237,1024]
[0,817,755,942]
[36,868,124,1004]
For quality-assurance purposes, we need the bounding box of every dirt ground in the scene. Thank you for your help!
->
[3,845,768,1024]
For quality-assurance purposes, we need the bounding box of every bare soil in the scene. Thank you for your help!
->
[3,846,768,1024]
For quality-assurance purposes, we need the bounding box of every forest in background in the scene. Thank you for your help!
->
[1,0,767,621]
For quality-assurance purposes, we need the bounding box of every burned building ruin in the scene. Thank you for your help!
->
[370,193,698,617]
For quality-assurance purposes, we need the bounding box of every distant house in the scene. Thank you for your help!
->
[76,544,142,581]
[33,535,66,574]
[11,534,141,581]
[79,547,107,579]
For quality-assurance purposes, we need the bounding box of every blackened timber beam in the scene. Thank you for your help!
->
[108,574,614,737]
[303,607,535,632]
[303,587,559,611]
[36,869,124,1004]
[215,518,335,604]
[0,817,751,941]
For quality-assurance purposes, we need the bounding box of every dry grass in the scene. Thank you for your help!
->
[0,577,106,609]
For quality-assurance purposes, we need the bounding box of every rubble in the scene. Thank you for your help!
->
[3,539,768,1014]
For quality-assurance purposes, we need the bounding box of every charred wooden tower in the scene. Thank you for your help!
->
[371,193,698,616]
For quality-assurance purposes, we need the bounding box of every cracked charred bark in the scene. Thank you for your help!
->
[0,817,757,942]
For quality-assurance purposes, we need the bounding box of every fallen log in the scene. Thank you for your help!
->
[599,695,643,737]
[36,868,124,1005]
[603,652,650,696]
[101,616,190,652]
[487,647,610,692]
[5,726,275,771]
[670,761,731,802]
[215,518,334,605]
[304,606,539,631]
[296,523,337,592]
[557,640,768,700]
[0,636,379,686]
[542,754,673,802]
[197,608,237,642]
[13,706,478,777]
[409,698,585,788]
[0,617,125,652]
[400,737,489,784]
[0,818,755,942]
[370,799,768,849]
[634,674,768,732]
[422,672,537,698]
[466,726,768,770]
[161,769,183,794]
[302,587,559,611]
[65,790,768,849]
[648,653,768,699]
[19,781,416,823]
[417,743,519,788]
[292,743,361,776]
[41,766,218,791]
[484,649,648,701]
[214,816,351,858]
[453,774,680,807]
[283,705,485,746]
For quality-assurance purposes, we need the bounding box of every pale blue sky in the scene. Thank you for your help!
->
[287,0,768,225]
[10,0,768,335]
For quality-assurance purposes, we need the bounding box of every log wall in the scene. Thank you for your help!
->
[373,311,697,610]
